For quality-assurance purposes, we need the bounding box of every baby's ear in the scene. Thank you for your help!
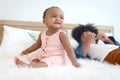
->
[43,19,46,24]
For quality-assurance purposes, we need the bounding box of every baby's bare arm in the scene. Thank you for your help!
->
[59,32,80,67]
[21,33,42,55]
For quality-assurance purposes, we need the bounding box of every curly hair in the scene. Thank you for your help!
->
[72,24,98,43]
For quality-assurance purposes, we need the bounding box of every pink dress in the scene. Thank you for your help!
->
[31,30,69,67]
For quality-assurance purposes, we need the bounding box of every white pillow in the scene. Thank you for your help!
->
[0,25,41,56]
[88,44,119,62]
[66,30,79,49]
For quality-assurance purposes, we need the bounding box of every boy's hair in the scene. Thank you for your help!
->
[72,24,98,43]
[43,6,61,19]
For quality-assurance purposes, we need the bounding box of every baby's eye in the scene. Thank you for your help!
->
[52,15,57,17]
[60,16,64,19]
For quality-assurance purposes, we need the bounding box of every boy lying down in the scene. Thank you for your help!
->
[71,24,120,65]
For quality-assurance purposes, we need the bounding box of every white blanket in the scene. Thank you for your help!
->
[0,49,120,80]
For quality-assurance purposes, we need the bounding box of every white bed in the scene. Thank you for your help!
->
[0,20,120,80]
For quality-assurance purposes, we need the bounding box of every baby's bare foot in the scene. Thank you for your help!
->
[14,57,19,65]
[14,57,29,67]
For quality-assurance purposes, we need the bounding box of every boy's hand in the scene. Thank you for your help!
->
[97,32,115,44]
[97,32,109,42]
[82,31,96,44]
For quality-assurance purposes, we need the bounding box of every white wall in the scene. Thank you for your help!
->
[0,0,120,42]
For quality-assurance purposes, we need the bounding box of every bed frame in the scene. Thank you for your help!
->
[0,20,114,44]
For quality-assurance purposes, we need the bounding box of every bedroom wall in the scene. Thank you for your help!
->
[0,0,120,42]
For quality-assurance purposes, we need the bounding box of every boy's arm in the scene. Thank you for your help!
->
[103,36,120,46]
[97,32,118,45]
[59,32,80,67]
[81,32,96,56]
[75,44,90,59]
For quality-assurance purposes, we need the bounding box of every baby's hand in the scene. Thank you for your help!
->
[21,50,29,55]
[72,61,80,68]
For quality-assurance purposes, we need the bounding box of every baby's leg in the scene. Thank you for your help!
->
[30,61,48,68]
[31,58,40,62]
[30,55,48,68]
[15,57,48,68]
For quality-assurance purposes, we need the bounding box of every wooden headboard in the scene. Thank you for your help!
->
[0,20,114,44]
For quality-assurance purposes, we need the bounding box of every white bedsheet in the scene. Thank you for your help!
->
[0,48,120,80]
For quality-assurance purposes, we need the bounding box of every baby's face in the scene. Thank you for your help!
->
[43,8,64,29]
